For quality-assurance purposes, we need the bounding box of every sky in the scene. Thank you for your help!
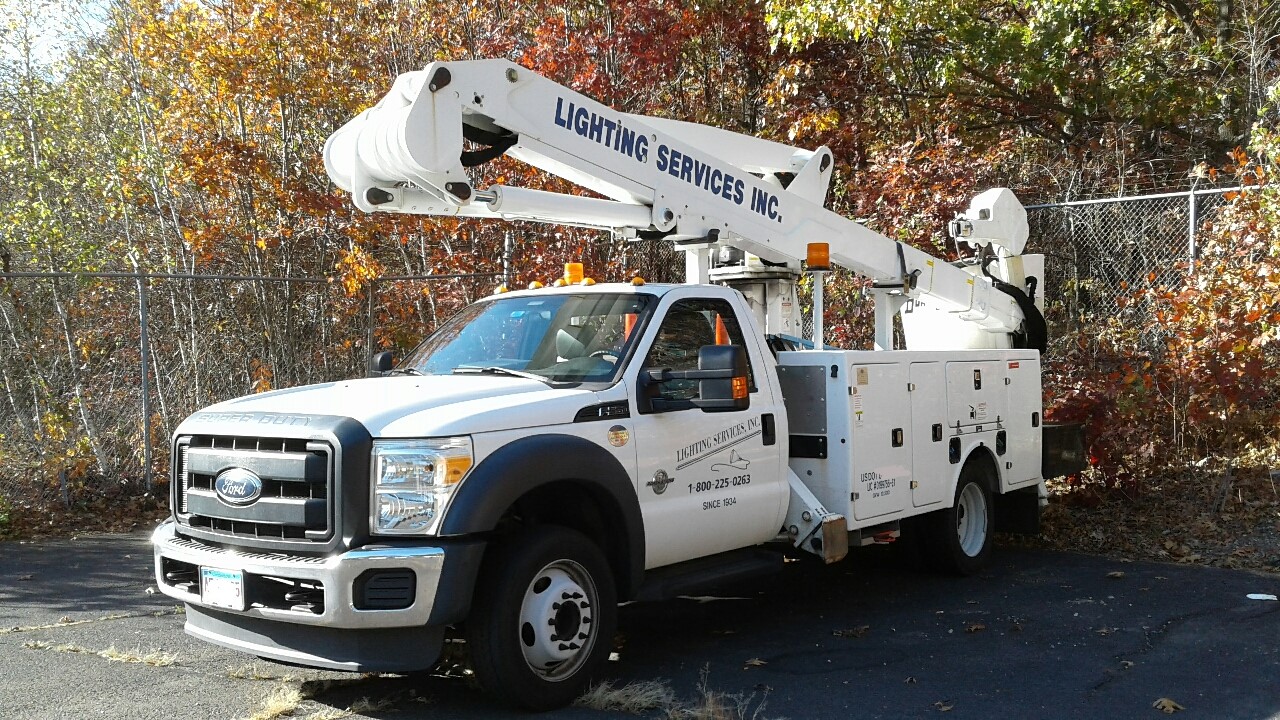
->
[1,0,107,71]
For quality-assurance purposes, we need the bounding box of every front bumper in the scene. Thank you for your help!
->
[152,520,482,671]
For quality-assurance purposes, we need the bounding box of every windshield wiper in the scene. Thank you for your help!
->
[452,366,570,386]
[385,367,422,376]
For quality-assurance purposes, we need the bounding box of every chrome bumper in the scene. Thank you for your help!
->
[151,520,444,630]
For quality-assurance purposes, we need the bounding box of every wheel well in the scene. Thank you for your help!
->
[494,480,635,598]
[961,446,1000,493]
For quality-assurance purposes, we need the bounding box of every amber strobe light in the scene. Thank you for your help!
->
[808,242,830,350]
[564,262,584,284]
[806,242,831,271]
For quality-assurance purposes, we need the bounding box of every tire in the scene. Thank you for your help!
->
[926,458,994,576]
[466,526,617,711]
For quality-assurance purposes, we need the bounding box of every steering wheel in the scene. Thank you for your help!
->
[589,349,619,362]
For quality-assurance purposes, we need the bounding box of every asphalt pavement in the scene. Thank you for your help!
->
[1,531,1278,719]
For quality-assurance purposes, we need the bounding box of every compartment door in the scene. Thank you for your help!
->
[909,362,948,508]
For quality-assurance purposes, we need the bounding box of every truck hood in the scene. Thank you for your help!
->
[197,376,605,437]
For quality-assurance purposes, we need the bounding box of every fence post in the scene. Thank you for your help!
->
[1187,183,1199,271]
[366,278,378,371]
[133,269,153,492]
[503,230,514,288]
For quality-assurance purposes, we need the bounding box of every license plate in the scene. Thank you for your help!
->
[200,567,245,611]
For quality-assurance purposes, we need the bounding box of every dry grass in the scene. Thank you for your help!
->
[22,640,177,667]
[576,679,678,713]
[667,667,779,720]
[247,683,304,720]
[575,668,780,720]
[241,676,401,720]
[98,644,179,667]
[1,608,182,635]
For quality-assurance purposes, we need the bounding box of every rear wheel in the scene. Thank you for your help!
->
[466,526,616,710]
[926,458,994,575]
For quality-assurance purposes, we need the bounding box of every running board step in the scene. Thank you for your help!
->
[632,548,783,602]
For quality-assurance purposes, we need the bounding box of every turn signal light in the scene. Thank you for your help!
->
[630,276,646,286]
[732,376,748,399]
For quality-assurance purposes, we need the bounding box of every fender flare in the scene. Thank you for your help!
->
[953,443,1001,498]
[439,433,645,597]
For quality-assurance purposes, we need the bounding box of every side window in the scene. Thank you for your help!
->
[644,298,756,402]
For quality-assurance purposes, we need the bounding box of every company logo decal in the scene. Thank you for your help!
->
[215,468,264,506]
[675,417,762,470]
[710,450,751,474]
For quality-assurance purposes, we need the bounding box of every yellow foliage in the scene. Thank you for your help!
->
[336,244,383,296]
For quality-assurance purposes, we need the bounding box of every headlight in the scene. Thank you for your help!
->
[370,438,473,535]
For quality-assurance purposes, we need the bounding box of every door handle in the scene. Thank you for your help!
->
[762,414,776,446]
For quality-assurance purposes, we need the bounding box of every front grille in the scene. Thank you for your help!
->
[175,435,334,544]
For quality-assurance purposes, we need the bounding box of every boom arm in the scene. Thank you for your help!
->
[324,59,1037,349]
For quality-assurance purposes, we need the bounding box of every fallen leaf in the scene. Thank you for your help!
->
[934,701,954,712]
[904,676,917,684]
[1107,571,1126,579]
[833,625,870,638]
[57,616,72,624]
[17,575,33,582]
[1120,661,1135,669]
[743,658,767,668]
[965,622,986,634]
[1152,697,1185,713]
[1096,627,1114,636]
[1010,622,1023,632]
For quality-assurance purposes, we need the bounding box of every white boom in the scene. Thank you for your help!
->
[324,58,1042,351]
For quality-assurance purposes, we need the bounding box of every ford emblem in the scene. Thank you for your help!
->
[215,468,263,506]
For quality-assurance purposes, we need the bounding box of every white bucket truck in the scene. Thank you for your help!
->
[153,59,1081,709]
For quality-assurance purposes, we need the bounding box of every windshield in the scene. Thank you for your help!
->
[399,292,657,384]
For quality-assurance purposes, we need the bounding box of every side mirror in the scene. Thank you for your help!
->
[641,345,750,413]
[369,351,394,377]
[691,345,749,413]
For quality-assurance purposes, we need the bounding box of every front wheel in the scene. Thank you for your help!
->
[466,526,617,710]
[926,459,994,576]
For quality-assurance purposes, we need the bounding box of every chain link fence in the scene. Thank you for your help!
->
[0,232,684,505]
[0,192,1239,509]
[0,271,497,503]
[1025,187,1240,353]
